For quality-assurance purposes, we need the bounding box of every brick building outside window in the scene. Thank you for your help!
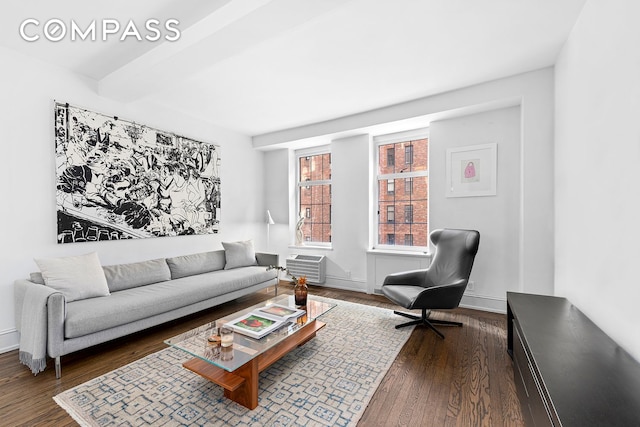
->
[298,151,332,244]
[377,137,428,248]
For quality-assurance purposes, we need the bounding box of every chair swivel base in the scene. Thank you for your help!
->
[393,308,462,339]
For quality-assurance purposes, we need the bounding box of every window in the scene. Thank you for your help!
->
[387,179,394,195]
[387,148,395,166]
[405,177,413,194]
[405,145,414,165]
[404,205,413,223]
[376,133,428,250]
[387,205,395,223]
[297,149,331,245]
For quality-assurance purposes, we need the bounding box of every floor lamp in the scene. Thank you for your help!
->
[266,210,275,250]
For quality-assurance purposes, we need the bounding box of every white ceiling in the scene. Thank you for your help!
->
[1,0,586,137]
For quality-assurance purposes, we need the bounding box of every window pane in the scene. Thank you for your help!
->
[378,139,427,174]
[298,152,331,245]
[299,183,331,243]
[376,138,428,247]
[300,153,331,182]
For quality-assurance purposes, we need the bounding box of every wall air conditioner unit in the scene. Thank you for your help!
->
[286,255,326,284]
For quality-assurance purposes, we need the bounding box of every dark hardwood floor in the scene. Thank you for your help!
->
[0,284,524,426]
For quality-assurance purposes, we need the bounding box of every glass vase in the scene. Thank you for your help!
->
[294,281,308,306]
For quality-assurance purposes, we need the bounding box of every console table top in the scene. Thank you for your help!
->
[507,292,640,426]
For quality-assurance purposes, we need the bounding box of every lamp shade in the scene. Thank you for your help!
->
[266,210,275,225]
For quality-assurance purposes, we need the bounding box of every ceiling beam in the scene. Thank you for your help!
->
[98,0,353,103]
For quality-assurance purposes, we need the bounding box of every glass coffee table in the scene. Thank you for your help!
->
[165,295,335,409]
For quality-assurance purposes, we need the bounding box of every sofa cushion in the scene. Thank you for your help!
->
[64,266,278,338]
[103,258,171,292]
[166,250,226,279]
[34,252,110,302]
[222,240,257,269]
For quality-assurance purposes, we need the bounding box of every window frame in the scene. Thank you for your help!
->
[373,128,429,252]
[295,146,332,247]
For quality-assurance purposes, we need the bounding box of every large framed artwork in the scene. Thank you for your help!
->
[445,143,497,198]
[54,102,221,244]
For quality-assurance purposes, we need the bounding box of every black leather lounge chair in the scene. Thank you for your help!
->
[381,228,480,338]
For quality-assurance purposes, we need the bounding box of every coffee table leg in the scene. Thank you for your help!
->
[225,358,259,410]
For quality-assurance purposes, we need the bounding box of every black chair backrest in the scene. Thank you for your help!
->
[425,229,480,288]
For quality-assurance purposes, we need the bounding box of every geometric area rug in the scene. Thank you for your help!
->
[54,297,414,426]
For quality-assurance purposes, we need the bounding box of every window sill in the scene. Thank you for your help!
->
[288,245,333,251]
[367,248,431,258]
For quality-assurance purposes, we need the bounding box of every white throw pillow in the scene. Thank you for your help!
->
[34,252,110,302]
[222,240,257,270]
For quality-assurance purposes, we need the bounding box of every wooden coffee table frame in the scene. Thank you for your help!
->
[182,319,326,410]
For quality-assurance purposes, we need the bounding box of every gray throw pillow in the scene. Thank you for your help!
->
[103,258,171,292]
[166,250,226,279]
[222,240,257,270]
[34,252,110,302]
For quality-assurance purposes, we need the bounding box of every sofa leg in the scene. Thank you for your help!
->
[55,356,61,379]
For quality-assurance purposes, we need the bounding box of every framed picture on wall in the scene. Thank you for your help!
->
[445,143,497,197]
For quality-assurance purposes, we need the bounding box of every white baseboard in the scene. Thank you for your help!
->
[0,328,19,354]
[460,293,507,314]
[320,276,368,293]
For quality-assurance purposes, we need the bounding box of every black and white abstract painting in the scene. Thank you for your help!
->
[54,102,221,243]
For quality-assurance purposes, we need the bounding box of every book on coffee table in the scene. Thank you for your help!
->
[255,304,306,320]
[225,312,285,339]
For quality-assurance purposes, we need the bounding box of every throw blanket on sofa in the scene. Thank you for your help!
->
[18,285,59,375]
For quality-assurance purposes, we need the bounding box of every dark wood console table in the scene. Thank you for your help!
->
[507,292,640,426]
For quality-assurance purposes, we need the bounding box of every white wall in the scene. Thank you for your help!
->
[270,135,371,291]
[261,69,555,311]
[326,134,370,289]
[0,46,266,352]
[430,107,521,311]
[555,0,640,361]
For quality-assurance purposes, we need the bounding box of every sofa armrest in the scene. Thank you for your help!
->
[47,293,66,358]
[14,279,66,359]
[13,279,61,331]
[256,252,279,267]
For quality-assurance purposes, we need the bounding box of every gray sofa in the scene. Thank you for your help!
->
[14,249,278,378]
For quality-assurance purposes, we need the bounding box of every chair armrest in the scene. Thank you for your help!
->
[412,279,468,310]
[256,252,279,267]
[382,269,427,286]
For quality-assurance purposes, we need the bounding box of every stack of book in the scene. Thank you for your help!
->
[225,304,306,339]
